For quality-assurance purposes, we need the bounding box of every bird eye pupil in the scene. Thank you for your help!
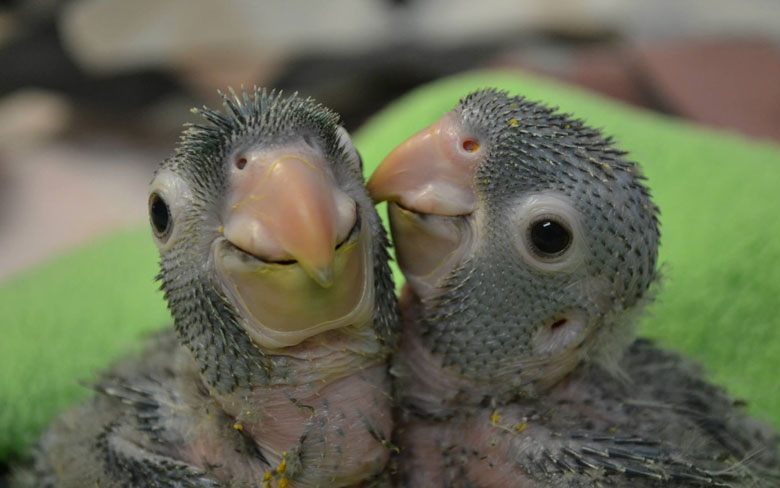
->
[530,219,571,256]
[149,193,172,239]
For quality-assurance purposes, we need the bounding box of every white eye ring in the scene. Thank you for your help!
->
[148,169,192,252]
[509,193,584,274]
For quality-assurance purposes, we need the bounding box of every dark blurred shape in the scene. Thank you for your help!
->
[571,47,654,109]
[636,40,780,143]
[0,20,181,113]
[274,41,503,131]
[491,39,780,143]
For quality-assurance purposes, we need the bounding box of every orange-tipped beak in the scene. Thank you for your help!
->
[223,145,356,287]
[367,112,480,216]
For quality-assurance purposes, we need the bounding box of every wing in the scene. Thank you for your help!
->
[15,331,251,487]
[528,339,780,487]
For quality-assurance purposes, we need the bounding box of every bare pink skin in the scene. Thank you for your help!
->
[393,289,628,488]
[147,140,392,487]
[170,143,391,487]
[158,327,392,488]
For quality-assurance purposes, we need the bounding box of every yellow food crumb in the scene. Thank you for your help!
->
[263,472,272,481]
[490,410,501,424]
[277,458,287,474]
[233,423,243,432]
[609,427,617,433]
[278,478,290,488]
[515,422,527,432]
[509,119,519,126]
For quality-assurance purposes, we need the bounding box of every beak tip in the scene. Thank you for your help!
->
[304,263,335,288]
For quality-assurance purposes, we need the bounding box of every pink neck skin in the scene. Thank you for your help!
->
[187,325,393,487]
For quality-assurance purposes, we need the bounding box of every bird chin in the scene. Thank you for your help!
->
[388,202,475,301]
[212,222,374,350]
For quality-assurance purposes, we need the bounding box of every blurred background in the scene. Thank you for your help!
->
[0,0,779,282]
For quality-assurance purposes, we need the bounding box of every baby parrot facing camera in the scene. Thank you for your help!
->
[368,89,780,487]
[15,89,399,488]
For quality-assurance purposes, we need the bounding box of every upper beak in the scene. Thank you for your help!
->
[367,112,479,216]
[222,145,356,288]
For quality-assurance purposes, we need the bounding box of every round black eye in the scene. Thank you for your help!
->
[529,218,571,257]
[149,192,172,239]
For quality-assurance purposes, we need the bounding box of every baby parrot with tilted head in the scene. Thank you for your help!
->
[14,89,399,488]
[368,89,780,487]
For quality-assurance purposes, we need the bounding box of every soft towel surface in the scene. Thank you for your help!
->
[2,70,779,460]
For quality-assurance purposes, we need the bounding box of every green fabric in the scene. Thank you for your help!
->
[2,70,779,460]
[0,230,170,459]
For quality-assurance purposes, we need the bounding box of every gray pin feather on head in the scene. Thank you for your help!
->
[151,88,397,392]
[371,88,659,397]
[369,88,779,488]
[12,89,400,488]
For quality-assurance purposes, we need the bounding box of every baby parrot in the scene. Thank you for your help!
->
[16,89,399,487]
[368,89,780,487]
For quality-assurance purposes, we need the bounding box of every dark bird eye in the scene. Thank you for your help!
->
[149,192,172,239]
[529,218,571,257]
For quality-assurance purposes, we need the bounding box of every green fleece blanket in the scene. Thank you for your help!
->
[2,70,779,460]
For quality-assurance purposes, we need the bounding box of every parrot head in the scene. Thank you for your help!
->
[369,89,659,398]
[148,89,397,392]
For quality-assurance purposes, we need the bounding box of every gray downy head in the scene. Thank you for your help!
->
[149,88,397,393]
[369,88,659,397]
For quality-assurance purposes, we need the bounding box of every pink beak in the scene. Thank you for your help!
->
[223,145,356,288]
[367,112,480,216]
